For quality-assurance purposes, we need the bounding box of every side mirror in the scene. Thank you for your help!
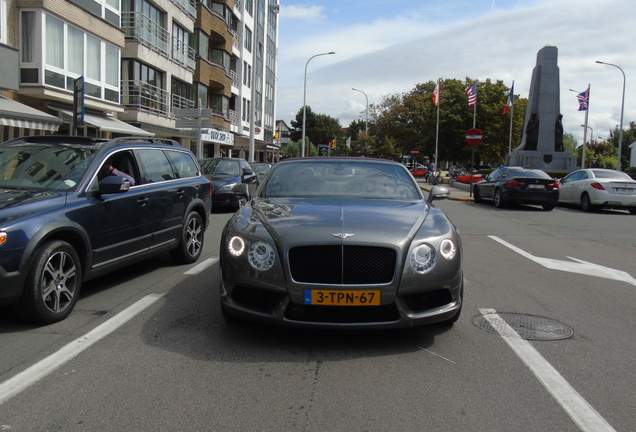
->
[427,185,450,203]
[98,176,130,195]
[243,168,254,176]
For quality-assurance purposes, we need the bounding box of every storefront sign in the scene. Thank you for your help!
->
[200,128,234,146]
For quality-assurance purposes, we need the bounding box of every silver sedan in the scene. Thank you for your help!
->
[559,168,636,214]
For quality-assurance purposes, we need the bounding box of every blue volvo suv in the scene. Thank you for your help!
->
[0,136,212,324]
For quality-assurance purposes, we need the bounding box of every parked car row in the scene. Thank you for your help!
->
[472,166,636,214]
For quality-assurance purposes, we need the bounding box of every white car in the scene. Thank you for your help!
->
[559,168,636,214]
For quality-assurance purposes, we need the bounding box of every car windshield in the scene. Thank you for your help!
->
[200,159,240,175]
[261,161,422,199]
[590,170,632,180]
[0,142,98,191]
[252,164,270,174]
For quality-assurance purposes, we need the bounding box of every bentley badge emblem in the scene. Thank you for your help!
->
[332,233,354,239]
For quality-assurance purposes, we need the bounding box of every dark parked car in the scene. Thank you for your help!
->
[473,166,559,210]
[199,157,259,210]
[219,157,463,329]
[250,162,272,182]
[0,135,211,323]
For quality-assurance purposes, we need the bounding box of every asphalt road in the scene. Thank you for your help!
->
[1,202,634,431]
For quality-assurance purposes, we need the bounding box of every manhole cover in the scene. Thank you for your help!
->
[473,313,574,341]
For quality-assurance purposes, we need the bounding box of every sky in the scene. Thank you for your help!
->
[275,0,636,147]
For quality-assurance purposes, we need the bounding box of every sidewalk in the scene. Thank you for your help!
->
[417,178,475,202]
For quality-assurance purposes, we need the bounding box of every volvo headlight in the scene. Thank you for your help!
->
[248,240,276,271]
[440,239,457,260]
[219,183,238,192]
[410,243,436,274]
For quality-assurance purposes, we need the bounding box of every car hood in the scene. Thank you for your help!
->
[204,174,239,185]
[0,188,67,226]
[252,197,428,247]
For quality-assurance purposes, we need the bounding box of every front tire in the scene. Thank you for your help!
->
[170,211,204,264]
[16,240,82,324]
[473,187,483,203]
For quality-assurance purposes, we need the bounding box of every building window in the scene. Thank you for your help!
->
[244,27,252,53]
[45,15,64,68]
[122,59,166,113]
[21,11,120,103]
[21,11,36,62]
[172,22,191,66]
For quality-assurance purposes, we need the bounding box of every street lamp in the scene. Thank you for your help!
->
[302,51,335,157]
[351,88,368,136]
[596,61,625,171]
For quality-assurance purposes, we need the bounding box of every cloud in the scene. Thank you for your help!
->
[280,5,326,20]
[276,0,635,147]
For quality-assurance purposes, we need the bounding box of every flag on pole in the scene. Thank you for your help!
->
[577,88,590,111]
[329,138,336,149]
[432,80,440,106]
[466,82,477,107]
[502,84,514,114]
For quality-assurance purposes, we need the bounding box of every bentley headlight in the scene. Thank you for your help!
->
[228,236,245,256]
[410,243,436,274]
[440,239,457,260]
[248,240,275,271]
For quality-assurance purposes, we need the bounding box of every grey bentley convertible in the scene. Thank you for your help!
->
[219,157,463,329]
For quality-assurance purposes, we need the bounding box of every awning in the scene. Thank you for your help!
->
[57,108,155,137]
[0,96,62,132]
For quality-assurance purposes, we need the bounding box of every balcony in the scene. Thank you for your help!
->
[121,80,195,118]
[171,0,197,19]
[122,12,170,57]
[172,38,197,71]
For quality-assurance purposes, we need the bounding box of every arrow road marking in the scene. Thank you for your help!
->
[488,235,636,287]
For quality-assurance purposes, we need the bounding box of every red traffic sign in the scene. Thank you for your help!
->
[410,147,420,156]
[466,128,483,146]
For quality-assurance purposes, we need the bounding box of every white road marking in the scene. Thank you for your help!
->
[0,293,164,406]
[184,257,218,275]
[418,347,456,364]
[488,235,636,286]
[479,308,616,432]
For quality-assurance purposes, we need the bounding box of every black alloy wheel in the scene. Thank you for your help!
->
[494,189,504,208]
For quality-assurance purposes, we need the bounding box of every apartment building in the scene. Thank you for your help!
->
[194,0,279,162]
[0,0,278,158]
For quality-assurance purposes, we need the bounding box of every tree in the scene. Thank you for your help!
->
[607,121,636,170]
[372,79,527,167]
[289,106,344,155]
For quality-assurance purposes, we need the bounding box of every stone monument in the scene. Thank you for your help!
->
[507,45,577,171]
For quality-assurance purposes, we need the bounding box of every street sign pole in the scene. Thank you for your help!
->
[465,128,483,197]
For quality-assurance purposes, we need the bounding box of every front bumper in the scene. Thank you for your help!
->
[220,277,463,329]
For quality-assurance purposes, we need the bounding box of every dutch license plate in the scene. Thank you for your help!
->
[304,289,381,306]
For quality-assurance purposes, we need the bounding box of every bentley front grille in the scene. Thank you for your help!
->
[288,245,396,284]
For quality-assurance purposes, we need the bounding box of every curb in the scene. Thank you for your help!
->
[419,182,474,202]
